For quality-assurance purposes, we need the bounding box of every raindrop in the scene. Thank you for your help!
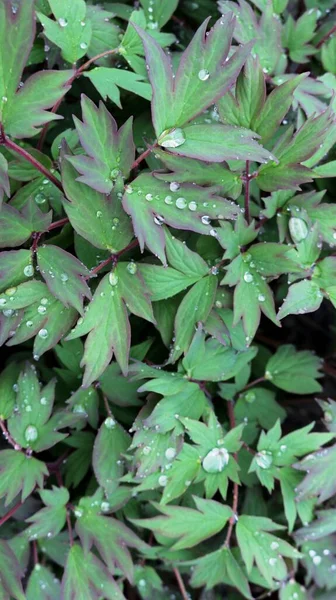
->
[24,265,34,277]
[169,182,180,192]
[25,425,38,443]
[109,272,118,286]
[80,42,88,50]
[256,450,273,469]
[38,328,48,339]
[60,273,68,282]
[188,201,197,211]
[165,448,176,460]
[202,447,229,473]
[158,475,168,486]
[154,215,165,225]
[127,262,137,275]
[244,272,253,283]
[258,294,265,302]
[40,298,48,305]
[104,416,116,429]
[198,69,210,81]
[58,17,68,27]
[159,128,186,148]
[37,306,47,314]
[164,195,173,204]
[145,193,153,201]
[201,215,211,225]
[176,197,187,209]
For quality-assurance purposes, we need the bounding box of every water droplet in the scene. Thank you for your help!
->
[5,287,17,296]
[96,211,102,217]
[26,320,33,327]
[74,507,83,518]
[244,272,253,283]
[201,215,211,225]
[40,298,48,305]
[198,69,210,81]
[271,541,279,550]
[105,416,116,429]
[154,214,165,226]
[145,193,153,201]
[202,447,229,473]
[176,197,187,209]
[159,128,186,148]
[169,182,180,192]
[3,309,14,317]
[256,450,273,469]
[109,272,118,286]
[158,475,168,486]
[80,42,87,50]
[1,96,7,103]
[188,201,197,211]
[38,328,48,339]
[165,448,176,460]
[23,265,34,277]
[101,501,110,512]
[58,17,68,27]
[258,294,265,302]
[0,298,7,306]
[127,262,137,275]
[25,425,38,443]
[125,185,133,194]
[289,217,308,243]
[37,306,47,314]
[313,555,322,565]
[40,397,47,405]
[269,557,277,566]
[143,446,151,455]
[60,273,68,282]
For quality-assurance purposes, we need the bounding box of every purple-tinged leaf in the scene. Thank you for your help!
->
[164,123,276,164]
[154,149,242,199]
[37,245,91,315]
[68,95,135,193]
[134,16,253,136]
[0,539,25,600]
[0,204,32,248]
[0,250,33,293]
[123,173,240,264]
[3,70,73,139]
[0,153,10,208]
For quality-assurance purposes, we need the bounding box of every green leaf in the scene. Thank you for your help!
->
[139,0,178,28]
[5,284,77,360]
[26,564,61,600]
[68,95,135,193]
[295,444,336,504]
[265,345,323,394]
[37,0,92,64]
[234,387,286,431]
[282,10,318,63]
[132,496,232,550]
[62,157,133,252]
[171,275,217,361]
[123,173,238,264]
[0,249,34,292]
[139,264,201,301]
[321,36,336,75]
[0,361,22,419]
[7,363,68,452]
[135,16,253,136]
[92,416,130,495]
[37,245,91,314]
[189,547,252,598]
[278,279,323,319]
[66,263,155,385]
[280,580,307,600]
[0,450,48,505]
[236,515,301,586]
[75,497,146,581]
[62,544,125,600]
[85,5,120,66]
[0,0,35,123]
[0,539,25,600]
[26,486,69,540]
[84,67,152,107]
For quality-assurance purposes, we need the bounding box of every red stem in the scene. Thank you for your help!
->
[316,24,336,48]
[1,136,63,192]
[241,376,266,392]
[66,510,74,547]
[0,499,23,527]
[0,420,21,450]
[87,239,139,279]
[47,217,69,231]
[173,567,189,600]
[131,143,158,170]
[224,401,239,547]
[32,539,39,565]
[244,160,251,224]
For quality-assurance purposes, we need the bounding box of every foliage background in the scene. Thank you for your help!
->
[0,0,336,598]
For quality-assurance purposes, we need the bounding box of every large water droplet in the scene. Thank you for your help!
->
[158,128,186,148]
[202,447,229,473]
[255,450,273,469]
[244,272,253,283]
[158,475,168,486]
[109,272,118,286]
[175,197,187,209]
[198,69,210,81]
[289,217,308,243]
[188,201,197,211]
[105,416,116,429]
[201,215,211,225]
[24,265,34,277]
[37,306,47,314]
[169,182,180,192]
[60,273,69,282]
[127,262,137,275]
[38,328,48,339]
[25,425,38,443]
[58,17,68,27]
